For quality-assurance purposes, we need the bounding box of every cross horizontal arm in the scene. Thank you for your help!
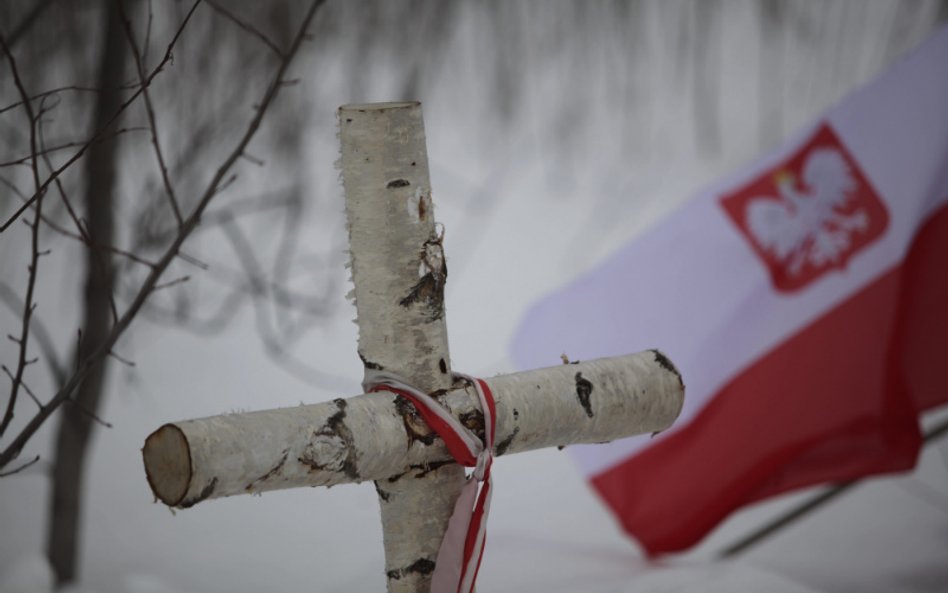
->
[142,350,683,508]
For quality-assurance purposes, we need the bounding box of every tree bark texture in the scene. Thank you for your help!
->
[338,101,461,593]
[47,0,124,586]
[142,351,684,505]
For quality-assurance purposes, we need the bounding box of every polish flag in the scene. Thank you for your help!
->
[511,25,948,556]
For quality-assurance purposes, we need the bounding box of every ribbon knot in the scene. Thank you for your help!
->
[363,369,496,593]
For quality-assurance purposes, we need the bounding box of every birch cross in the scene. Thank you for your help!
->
[141,102,685,593]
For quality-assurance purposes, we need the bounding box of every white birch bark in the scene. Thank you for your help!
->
[140,101,688,591]
[338,101,460,592]
[142,350,684,504]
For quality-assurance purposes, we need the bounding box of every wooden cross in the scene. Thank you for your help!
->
[142,102,684,593]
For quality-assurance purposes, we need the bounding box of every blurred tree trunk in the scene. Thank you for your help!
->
[47,0,125,586]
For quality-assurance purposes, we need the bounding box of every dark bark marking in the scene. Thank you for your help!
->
[439,358,447,374]
[179,477,218,509]
[374,481,391,502]
[418,195,427,221]
[459,409,484,435]
[387,178,410,188]
[651,349,683,386]
[408,459,454,478]
[575,372,595,418]
[359,351,383,370]
[387,558,436,581]
[245,449,288,491]
[298,399,360,481]
[394,397,437,446]
[398,274,444,319]
[398,238,447,321]
[326,398,347,431]
[495,426,520,456]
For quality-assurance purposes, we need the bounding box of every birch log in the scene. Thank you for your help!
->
[338,101,460,592]
[142,351,684,505]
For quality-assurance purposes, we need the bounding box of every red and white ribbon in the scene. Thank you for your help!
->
[364,370,496,593]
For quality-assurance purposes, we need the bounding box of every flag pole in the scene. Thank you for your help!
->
[719,415,948,558]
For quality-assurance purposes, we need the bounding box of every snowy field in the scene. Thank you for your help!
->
[2,2,947,592]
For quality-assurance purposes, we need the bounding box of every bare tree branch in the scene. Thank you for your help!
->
[117,0,184,227]
[141,0,154,64]
[0,0,201,233]
[0,283,66,385]
[0,31,47,438]
[1,87,92,116]
[37,98,92,243]
[0,0,327,470]
[204,0,285,58]
[0,84,143,116]
[23,118,160,270]
[0,127,147,168]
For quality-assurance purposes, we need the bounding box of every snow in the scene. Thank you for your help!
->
[2,2,947,592]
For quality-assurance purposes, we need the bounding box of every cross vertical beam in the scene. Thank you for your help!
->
[339,101,461,593]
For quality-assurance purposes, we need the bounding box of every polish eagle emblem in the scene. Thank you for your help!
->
[746,148,868,276]
[720,125,888,292]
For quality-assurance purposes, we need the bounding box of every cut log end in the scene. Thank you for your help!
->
[142,424,192,506]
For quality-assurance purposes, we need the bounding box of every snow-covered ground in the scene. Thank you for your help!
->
[2,2,947,591]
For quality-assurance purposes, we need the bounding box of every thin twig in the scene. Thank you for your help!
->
[0,455,40,477]
[152,275,190,291]
[37,97,91,243]
[142,0,154,66]
[31,213,157,267]
[74,330,82,372]
[2,365,42,409]
[204,0,285,57]
[0,0,327,470]
[176,251,209,270]
[0,283,66,385]
[0,85,139,116]
[107,351,136,368]
[0,128,148,168]
[117,0,184,227]
[240,152,266,166]
[0,32,46,438]
[12,186,158,269]
[0,0,202,233]
[65,399,113,428]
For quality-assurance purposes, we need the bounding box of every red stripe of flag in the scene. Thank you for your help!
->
[591,202,948,555]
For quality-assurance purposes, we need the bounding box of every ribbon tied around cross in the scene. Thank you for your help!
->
[363,369,497,593]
